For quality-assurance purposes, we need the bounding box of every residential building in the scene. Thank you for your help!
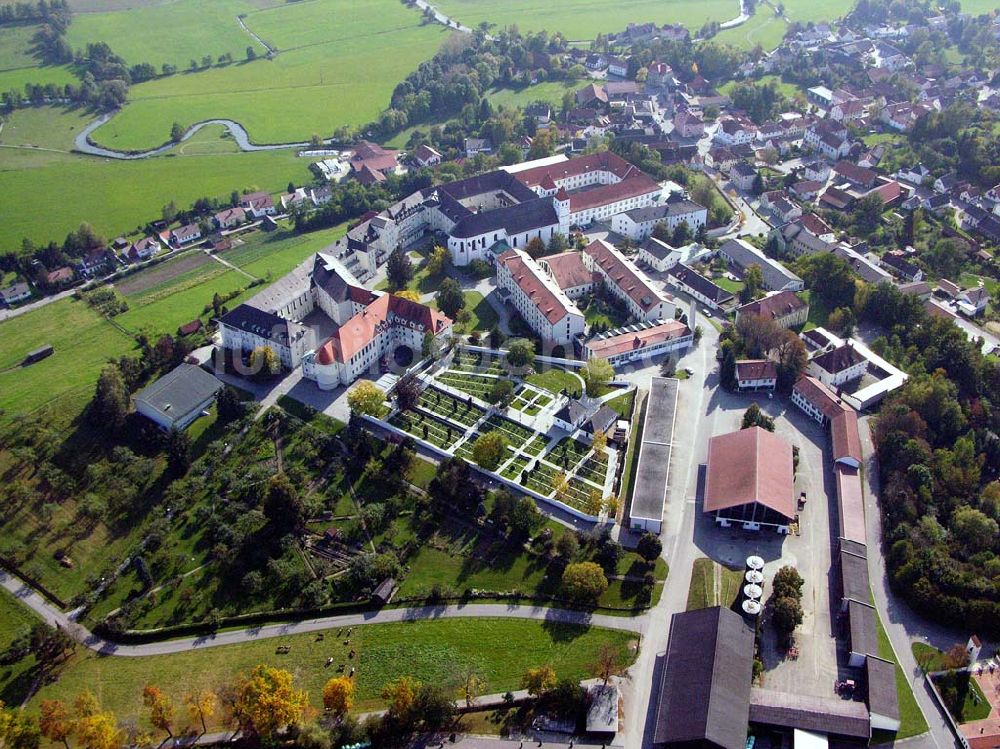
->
[730,162,758,191]
[791,375,852,425]
[666,264,734,310]
[735,290,809,329]
[582,239,674,322]
[128,236,161,262]
[350,141,399,177]
[540,251,601,299]
[735,359,777,391]
[809,343,868,386]
[496,249,585,345]
[413,144,442,167]
[464,137,493,157]
[214,207,246,229]
[582,319,693,366]
[610,198,707,241]
[673,110,705,139]
[880,251,923,281]
[169,224,201,247]
[718,238,804,291]
[0,282,31,305]
[240,191,276,218]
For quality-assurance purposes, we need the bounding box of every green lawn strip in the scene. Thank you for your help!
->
[686,557,715,610]
[482,415,536,446]
[389,410,463,449]
[275,396,346,435]
[913,644,991,723]
[523,435,548,457]
[0,590,39,704]
[619,390,647,505]
[451,351,505,375]
[500,454,530,480]
[223,224,350,280]
[713,10,789,51]
[28,618,636,725]
[576,455,609,485]
[605,391,634,419]
[874,606,929,740]
[526,368,582,398]
[418,388,485,427]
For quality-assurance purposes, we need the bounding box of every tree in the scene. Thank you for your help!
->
[385,248,413,291]
[166,429,191,475]
[231,665,309,739]
[751,172,765,196]
[522,666,557,696]
[488,378,514,407]
[264,473,304,535]
[772,566,803,600]
[90,365,128,434]
[741,403,775,432]
[584,489,604,517]
[394,289,420,302]
[246,46,257,61]
[505,338,535,370]
[0,702,40,749]
[548,233,569,252]
[581,357,614,396]
[471,431,507,471]
[591,430,607,458]
[773,329,807,391]
[771,596,803,633]
[217,386,243,421]
[736,313,780,358]
[381,676,418,717]
[455,667,487,709]
[508,496,542,537]
[590,643,624,685]
[170,122,185,143]
[142,686,174,739]
[951,506,998,553]
[942,644,972,671]
[322,677,354,718]
[347,381,385,416]
[636,533,662,562]
[853,192,884,234]
[183,691,216,735]
[426,246,448,277]
[672,220,692,245]
[72,693,122,749]
[38,701,73,749]
[435,278,465,319]
[740,264,764,303]
[561,561,608,602]
[525,236,547,258]
[394,374,422,412]
[555,531,579,560]
[249,346,281,377]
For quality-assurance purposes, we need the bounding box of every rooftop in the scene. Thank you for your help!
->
[704,427,795,520]
[133,363,222,426]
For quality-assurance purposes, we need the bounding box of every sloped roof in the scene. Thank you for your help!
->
[704,427,795,520]
[543,251,599,291]
[133,363,222,425]
[831,409,863,464]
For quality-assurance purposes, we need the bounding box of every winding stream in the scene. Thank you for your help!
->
[73,114,316,160]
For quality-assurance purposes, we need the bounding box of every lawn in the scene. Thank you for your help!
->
[685,558,742,610]
[29,618,637,726]
[618,389,646,504]
[714,10,789,51]
[713,275,744,294]
[0,106,96,153]
[525,368,583,398]
[0,591,38,705]
[87,0,450,150]
[718,75,799,99]
[431,0,737,39]
[430,290,498,332]
[778,0,856,23]
[0,296,136,420]
[487,81,577,110]
[605,391,635,419]
[65,0,268,68]
[0,22,79,92]
[222,223,349,280]
[874,608,929,740]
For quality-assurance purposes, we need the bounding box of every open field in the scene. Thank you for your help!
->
[0,22,45,70]
[0,105,95,152]
[223,224,348,279]
[432,0,738,39]
[27,618,636,725]
[0,296,136,419]
[488,81,577,110]
[0,146,313,248]
[87,0,450,150]
[778,0,856,23]
[714,10,788,51]
[718,75,799,99]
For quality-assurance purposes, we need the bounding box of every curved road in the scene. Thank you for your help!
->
[0,571,644,659]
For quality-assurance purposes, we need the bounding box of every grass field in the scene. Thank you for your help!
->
[778,0,856,23]
[714,10,789,51]
[0,105,95,152]
[29,618,637,724]
[0,22,79,91]
[0,109,312,248]
[488,81,577,110]
[66,0,268,68]
[874,608,929,740]
[87,0,450,150]
[718,75,799,99]
[0,296,136,420]
[432,0,738,39]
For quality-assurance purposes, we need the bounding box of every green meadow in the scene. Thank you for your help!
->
[65,0,270,68]
[0,107,315,248]
[714,10,789,51]
[0,22,79,91]
[431,0,737,39]
[87,0,450,150]
[0,296,136,419]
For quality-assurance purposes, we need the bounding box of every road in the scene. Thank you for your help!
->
[0,570,643,659]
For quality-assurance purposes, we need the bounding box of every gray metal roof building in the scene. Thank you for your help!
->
[748,688,871,740]
[133,363,223,431]
[654,607,755,749]
[629,377,677,533]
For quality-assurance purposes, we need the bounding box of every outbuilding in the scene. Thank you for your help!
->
[133,363,223,431]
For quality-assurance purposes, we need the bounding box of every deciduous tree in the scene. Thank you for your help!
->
[505,338,535,370]
[231,665,309,739]
[590,643,625,685]
[38,700,73,749]
[636,533,662,562]
[435,278,465,319]
[385,248,413,291]
[472,431,507,470]
[521,666,556,696]
[561,561,609,602]
[183,690,216,735]
[142,686,174,739]
[381,676,418,717]
[581,357,614,396]
[347,381,385,417]
[322,677,354,718]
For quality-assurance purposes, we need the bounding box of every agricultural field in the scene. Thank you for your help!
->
[26,618,636,724]
[0,296,136,420]
[0,111,314,247]
[432,0,739,39]
[87,0,451,150]
[0,22,78,92]
[714,9,788,51]
[65,0,269,69]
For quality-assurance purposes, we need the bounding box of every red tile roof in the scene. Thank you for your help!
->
[543,251,599,291]
[585,319,690,358]
[736,359,777,381]
[315,293,450,364]
[737,290,806,321]
[498,250,573,325]
[568,175,661,212]
[832,410,863,465]
[704,427,796,520]
[793,375,851,420]
[514,151,642,189]
[584,239,669,314]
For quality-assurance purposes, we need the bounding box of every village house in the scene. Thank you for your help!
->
[0,281,31,306]
[735,359,778,392]
[214,206,246,230]
[413,144,442,167]
[809,343,868,387]
[673,110,705,139]
[666,264,734,310]
[610,198,707,241]
[241,191,277,218]
[736,290,809,329]
[718,238,804,292]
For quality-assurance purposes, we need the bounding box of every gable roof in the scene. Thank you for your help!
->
[584,239,669,313]
[812,343,865,375]
[133,363,222,425]
[542,251,599,290]
[704,427,795,519]
[737,290,806,320]
[736,359,778,381]
[654,607,755,749]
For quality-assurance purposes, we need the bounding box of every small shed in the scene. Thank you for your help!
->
[372,578,398,605]
[24,344,54,365]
